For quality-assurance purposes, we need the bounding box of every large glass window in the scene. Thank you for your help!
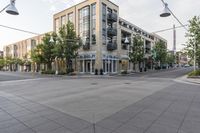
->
[91,3,96,44]
[102,3,107,45]
[79,6,90,45]
[68,12,73,23]
[55,18,59,33]
[61,15,66,26]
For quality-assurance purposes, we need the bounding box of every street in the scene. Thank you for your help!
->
[0,68,199,133]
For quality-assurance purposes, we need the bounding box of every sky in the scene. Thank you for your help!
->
[0,0,199,51]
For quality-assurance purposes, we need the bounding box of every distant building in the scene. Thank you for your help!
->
[176,51,189,66]
[0,51,3,58]
[3,33,49,71]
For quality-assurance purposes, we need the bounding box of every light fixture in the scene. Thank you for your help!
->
[160,3,171,17]
[49,36,54,43]
[124,37,129,44]
[6,0,19,15]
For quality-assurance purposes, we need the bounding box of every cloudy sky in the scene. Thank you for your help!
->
[0,0,199,51]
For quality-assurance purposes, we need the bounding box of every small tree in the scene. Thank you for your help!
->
[31,44,45,72]
[54,22,81,74]
[185,16,200,69]
[0,58,5,70]
[153,41,167,68]
[129,35,144,71]
[166,53,175,67]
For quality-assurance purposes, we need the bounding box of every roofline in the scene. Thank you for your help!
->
[54,0,118,17]
[4,31,52,47]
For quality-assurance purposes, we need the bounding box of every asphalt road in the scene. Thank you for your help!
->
[0,68,199,133]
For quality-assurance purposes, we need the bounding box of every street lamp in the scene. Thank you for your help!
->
[0,0,19,15]
[159,0,197,70]
[160,2,171,17]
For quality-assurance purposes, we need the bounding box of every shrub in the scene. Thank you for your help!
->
[121,70,128,75]
[188,70,200,77]
[41,70,55,75]
[57,71,66,75]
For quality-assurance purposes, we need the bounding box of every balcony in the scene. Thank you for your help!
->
[107,12,117,22]
[107,42,117,51]
[107,28,117,37]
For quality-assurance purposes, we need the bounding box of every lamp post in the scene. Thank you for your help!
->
[125,36,130,71]
[160,0,197,70]
[0,0,19,15]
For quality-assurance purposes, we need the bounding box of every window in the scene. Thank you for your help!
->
[91,3,96,44]
[68,12,73,23]
[55,18,59,33]
[61,15,66,26]
[102,3,107,45]
[79,6,90,45]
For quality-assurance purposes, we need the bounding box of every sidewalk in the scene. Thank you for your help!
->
[178,75,200,84]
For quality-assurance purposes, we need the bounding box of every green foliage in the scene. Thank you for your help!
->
[153,41,167,64]
[129,35,144,69]
[53,22,81,73]
[185,16,200,68]
[166,53,175,65]
[41,70,55,75]
[188,70,200,77]
[0,59,5,70]
[121,70,128,75]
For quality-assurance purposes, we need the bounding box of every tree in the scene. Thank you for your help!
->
[153,41,167,67]
[54,22,81,73]
[41,33,55,70]
[129,35,144,71]
[31,44,45,72]
[185,16,200,69]
[166,53,175,67]
[0,58,5,70]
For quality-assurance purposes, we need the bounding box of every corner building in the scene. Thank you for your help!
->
[54,0,167,74]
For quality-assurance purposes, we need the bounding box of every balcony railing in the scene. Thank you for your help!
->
[107,28,117,37]
[107,42,117,51]
[107,12,117,22]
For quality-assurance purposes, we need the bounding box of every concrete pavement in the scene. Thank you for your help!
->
[0,68,199,133]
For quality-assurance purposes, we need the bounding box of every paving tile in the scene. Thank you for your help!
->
[0,119,19,129]
[11,109,33,118]
[146,123,177,133]
[0,113,13,122]
[54,116,90,133]
[16,113,41,122]
[178,120,200,133]
[155,111,184,128]
[97,118,122,131]
[23,117,50,128]
[113,124,143,133]
[126,113,157,130]
[50,127,74,133]
[32,121,62,133]
[106,111,133,123]
[79,125,112,133]
[0,122,29,133]
[44,111,69,120]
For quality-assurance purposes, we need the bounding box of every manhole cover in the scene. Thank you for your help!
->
[91,83,98,85]
[124,83,131,84]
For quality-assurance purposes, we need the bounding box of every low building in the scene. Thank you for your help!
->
[3,33,47,71]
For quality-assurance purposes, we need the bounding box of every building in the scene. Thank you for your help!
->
[176,51,189,66]
[3,0,167,74]
[53,0,167,74]
[3,33,46,71]
[0,51,3,58]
